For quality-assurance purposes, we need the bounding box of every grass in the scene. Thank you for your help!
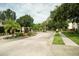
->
[63,31,79,45]
[53,32,64,45]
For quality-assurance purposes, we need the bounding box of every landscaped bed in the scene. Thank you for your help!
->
[63,31,79,45]
[53,32,64,45]
[3,32,36,40]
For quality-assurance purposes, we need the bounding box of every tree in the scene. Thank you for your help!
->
[4,19,21,35]
[0,11,5,20]
[32,24,43,31]
[47,3,79,31]
[50,4,79,22]
[0,9,16,21]
[17,15,34,27]
[4,9,16,20]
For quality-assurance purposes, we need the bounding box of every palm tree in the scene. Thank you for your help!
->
[4,19,21,36]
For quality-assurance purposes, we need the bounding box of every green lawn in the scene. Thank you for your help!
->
[53,32,64,45]
[63,32,79,45]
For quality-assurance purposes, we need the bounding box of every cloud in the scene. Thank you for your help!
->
[0,3,61,23]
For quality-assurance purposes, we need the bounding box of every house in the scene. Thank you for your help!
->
[68,22,78,31]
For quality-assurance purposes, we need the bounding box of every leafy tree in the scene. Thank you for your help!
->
[32,24,43,31]
[17,15,34,27]
[0,11,5,20]
[0,9,16,21]
[51,3,79,22]
[47,3,79,31]
[4,9,16,20]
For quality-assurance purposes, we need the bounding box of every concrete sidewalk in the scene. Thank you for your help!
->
[60,32,78,46]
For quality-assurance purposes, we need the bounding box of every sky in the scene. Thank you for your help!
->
[0,3,61,23]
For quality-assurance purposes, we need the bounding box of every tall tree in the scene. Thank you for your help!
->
[4,9,16,20]
[17,15,34,27]
[0,9,16,21]
[47,3,79,30]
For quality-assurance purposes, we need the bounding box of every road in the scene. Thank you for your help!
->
[0,32,53,56]
[0,31,79,56]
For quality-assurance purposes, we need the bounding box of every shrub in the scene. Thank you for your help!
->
[15,32,24,37]
[27,32,35,36]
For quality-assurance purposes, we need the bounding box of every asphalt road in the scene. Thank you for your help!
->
[0,31,79,56]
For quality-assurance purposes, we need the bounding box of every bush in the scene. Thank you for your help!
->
[15,32,24,37]
[27,32,35,36]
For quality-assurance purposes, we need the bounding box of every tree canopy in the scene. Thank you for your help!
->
[0,9,16,21]
[47,3,79,30]
[50,4,79,22]
[17,15,34,27]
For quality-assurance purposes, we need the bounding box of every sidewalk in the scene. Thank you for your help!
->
[60,32,78,46]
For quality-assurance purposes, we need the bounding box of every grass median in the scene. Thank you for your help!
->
[53,32,64,45]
